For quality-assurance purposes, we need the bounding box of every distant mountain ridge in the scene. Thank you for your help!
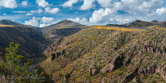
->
[0,19,41,32]
[0,19,22,25]
[41,20,86,33]
[106,20,166,28]
[41,20,87,42]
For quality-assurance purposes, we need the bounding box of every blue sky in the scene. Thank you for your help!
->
[0,0,166,27]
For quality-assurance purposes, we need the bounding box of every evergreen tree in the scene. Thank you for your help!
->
[0,42,45,83]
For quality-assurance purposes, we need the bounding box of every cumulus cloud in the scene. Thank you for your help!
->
[156,7,166,15]
[36,0,49,8]
[80,0,95,10]
[120,0,163,14]
[0,0,17,8]
[41,17,54,24]
[39,24,48,27]
[45,7,60,14]
[68,17,88,25]
[25,17,40,26]
[90,8,114,24]
[62,0,78,8]
[40,17,54,27]
[97,0,112,8]
[21,1,27,6]
[88,0,166,24]
[24,16,54,27]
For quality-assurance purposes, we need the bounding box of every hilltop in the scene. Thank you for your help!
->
[42,20,87,42]
[0,19,41,32]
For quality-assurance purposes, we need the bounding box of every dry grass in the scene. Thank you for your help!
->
[91,26,146,32]
[148,25,166,30]
[0,25,14,27]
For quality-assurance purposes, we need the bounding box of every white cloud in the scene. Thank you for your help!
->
[31,9,43,14]
[80,0,95,10]
[36,0,49,8]
[26,13,32,16]
[88,0,166,24]
[25,16,54,27]
[25,17,40,26]
[40,24,48,27]
[0,0,17,8]
[90,8,114,24]
[21,1,27,6]
[120,0,163,14]
[97,0,112,8]
[13,11,26,13]
[62,0,78,8]
[68,17,88,25]
[156,7,166,15]
[45,7,60,14]
[41,17,54,24]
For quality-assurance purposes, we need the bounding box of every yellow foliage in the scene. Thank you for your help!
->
[0,25,14,27]
[91,26,145,32]
[148,25,166,30]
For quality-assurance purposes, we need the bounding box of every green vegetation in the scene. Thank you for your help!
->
[40,25,166,83]
[0,42,45,83]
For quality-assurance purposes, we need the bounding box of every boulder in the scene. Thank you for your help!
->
[101,63,114,74]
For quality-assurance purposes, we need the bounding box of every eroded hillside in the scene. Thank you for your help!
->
[40,25,166,83]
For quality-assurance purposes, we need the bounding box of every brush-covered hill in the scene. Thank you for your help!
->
[41,20,87,42]
[0,24,48,62]
[0,19,41,32]
[40,25,166,83]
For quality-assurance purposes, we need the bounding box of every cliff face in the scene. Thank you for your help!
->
[40,25,166,83]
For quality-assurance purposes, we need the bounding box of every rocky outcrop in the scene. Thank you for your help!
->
[122,67,139,83]
[139,65,157,76]
[156,64,166,80]
[89,64,99,76]
[101,55,125,73]
[101,63,114,73]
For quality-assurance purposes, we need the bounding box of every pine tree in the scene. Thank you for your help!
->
[0,42,45,83]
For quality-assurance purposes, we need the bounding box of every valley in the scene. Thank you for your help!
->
[0,19,166,83]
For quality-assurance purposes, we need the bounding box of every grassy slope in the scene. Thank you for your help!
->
[0,25,49,61]
[42,20,87,43]
[40,26,166,83]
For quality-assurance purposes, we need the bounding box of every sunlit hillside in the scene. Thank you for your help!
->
[40,25,166,83]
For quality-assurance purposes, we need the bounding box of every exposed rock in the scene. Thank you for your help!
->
[51,53,56,61]
[139,65,157,75]
[156,64,166,80]
[113,55,125,70]
[64,73,70,82]
[51,52,61,61]
[101,55,125,73]
[89,64,99,76]
[101,63,114,74]
[122,67,139,83]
